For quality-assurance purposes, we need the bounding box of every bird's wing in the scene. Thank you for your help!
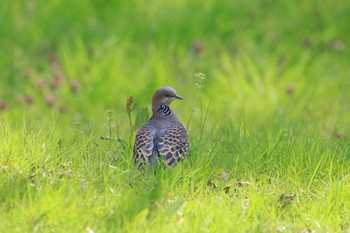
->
[156,122,189,166]
[133,125,155,169]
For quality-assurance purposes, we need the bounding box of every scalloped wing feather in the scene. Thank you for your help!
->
[156,122,189,166]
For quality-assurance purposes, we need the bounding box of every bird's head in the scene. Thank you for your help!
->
[152,86,183,108]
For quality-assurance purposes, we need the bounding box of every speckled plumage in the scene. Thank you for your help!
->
[133,87,189,169]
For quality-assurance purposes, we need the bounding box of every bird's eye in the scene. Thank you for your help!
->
[166,94,170,97]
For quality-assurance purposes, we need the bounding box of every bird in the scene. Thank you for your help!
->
[133,87,189,169]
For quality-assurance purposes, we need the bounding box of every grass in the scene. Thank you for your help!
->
[1,0,350,232]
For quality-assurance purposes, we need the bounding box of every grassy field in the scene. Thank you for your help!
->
[1,0,350,232]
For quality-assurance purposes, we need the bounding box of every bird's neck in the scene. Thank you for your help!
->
[151,105,180,122]
[152,104,173,117]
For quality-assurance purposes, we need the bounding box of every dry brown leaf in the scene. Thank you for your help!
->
[236,180,251,187]
[279,194,296,205]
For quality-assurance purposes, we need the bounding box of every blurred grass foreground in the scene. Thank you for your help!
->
[0,0,350,232]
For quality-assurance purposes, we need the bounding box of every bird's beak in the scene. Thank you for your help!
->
[175,95,183,100]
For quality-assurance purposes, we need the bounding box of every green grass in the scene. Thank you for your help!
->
[1,0,350,232]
